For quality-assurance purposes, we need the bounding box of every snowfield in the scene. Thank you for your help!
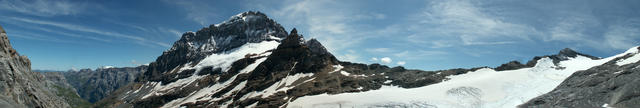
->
[616,46,640,66]
[181,40,280,73]
[288,47,639,108]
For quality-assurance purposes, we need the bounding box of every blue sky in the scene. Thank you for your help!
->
[1,0,639,71]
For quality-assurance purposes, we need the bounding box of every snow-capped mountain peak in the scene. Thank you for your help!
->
[215,11,271,27]
[141,11,288,83]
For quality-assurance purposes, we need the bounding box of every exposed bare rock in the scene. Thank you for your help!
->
[64,66,147,103]
[0,25,70,108]
[40,72,91,108]
[520,47,640,108]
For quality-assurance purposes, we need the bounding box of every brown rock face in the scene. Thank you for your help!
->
[0,25,70,108]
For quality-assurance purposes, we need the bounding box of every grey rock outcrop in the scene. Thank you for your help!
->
[40,72,91,108]
[520,47,640,108]
[495,48,599,71]
[0,25,70,108]
[494,61,528,71]
[526,48,600,67]
[64,66,147,103]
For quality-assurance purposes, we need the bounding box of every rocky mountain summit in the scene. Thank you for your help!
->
[0,25,70,108]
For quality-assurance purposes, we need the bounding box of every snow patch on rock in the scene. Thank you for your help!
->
[616,53,640,66]
[239,73,315,101]
[160,53,271,107]
[180,41,279,73]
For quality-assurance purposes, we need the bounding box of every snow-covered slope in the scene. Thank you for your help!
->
[521,46,640,108]
[287,47,637,108]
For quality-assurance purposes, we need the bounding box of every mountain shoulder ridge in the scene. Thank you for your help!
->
[495,48,600,71]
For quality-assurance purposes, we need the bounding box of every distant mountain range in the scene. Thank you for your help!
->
[1,11,639,108]
[63,66,147,103]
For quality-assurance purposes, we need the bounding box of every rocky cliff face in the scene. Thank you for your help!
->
[64,65,147,103]
[40,72,91,108]
[0,25,70,108]
[520,47,640,108]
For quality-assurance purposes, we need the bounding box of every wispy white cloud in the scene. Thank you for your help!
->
[461,37,515,45]
[393,51,410,58]
[0,18,111,43]
[407,34,456,48]
[266,0,388,54]
[370,57,378,61]
[371,56,406,65]
[542,13,638,51]
[336,49,361,62]
[391,50,448,60]
[8,17,170,47]
[604,22,640,50]
[165,28,183,37]
[397,61,406,65]
[460,48,495,57]
[7,31,76,43]
[380,57,392,64]
[108,19,184,38]
[406,0,539,47]
[546,14,600,42]
[366,48,392,53]
[0,0,87,17]
[166,0,221,26]
[108,20,184,38]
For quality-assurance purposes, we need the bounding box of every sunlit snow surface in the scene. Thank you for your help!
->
[288,47,638,108]
[181,41,280,73]
[616,46,640,66]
